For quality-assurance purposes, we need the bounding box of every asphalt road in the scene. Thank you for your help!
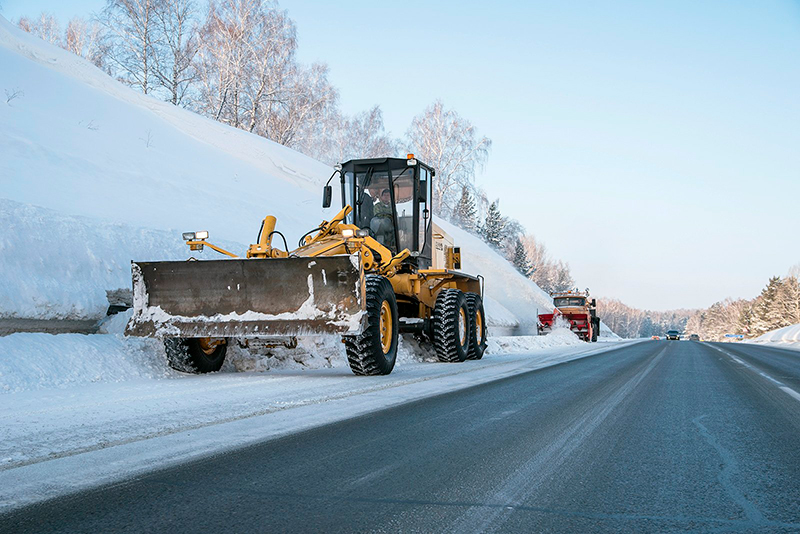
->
[4,341,800,533]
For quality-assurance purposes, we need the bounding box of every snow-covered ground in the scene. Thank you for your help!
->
[748,323,800,350]
[0,321,635,511]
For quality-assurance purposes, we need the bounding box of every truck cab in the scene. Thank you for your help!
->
[538,290,600,342]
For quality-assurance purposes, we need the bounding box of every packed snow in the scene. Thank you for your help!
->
[749,323,800,349]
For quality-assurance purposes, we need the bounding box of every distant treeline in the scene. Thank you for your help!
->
[595,299,694,339]
[594,268,800,340]
[685,271,800,341]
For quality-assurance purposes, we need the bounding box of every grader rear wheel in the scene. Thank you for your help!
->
[466,293,487,360]
[433,289,470,363]
[343,275,398,375]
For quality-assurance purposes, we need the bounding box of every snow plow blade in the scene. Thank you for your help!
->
[125,256,364,338]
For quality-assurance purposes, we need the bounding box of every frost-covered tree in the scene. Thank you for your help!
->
[194,1,338,155]
[774,276,800,328]
[151,0,199,105]
[65,17,108,68]
[101,0,160,94]
[452,185,478,232]
[195,0,296,128]
[482,200,504,249]
[406,100,491,216]
[752,276,783,336]
[17,13,62,45]
[324,105,398,165]
[551,260,575,293]
[512,239,533,277]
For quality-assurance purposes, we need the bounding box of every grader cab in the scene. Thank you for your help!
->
[126,155,487,375]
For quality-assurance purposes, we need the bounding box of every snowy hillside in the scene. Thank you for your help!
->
[0,16,611,337]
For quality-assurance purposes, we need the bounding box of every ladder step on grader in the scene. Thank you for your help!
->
[126,156,488,375]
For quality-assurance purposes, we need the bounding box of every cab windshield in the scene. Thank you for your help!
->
[344,166,415,253]
[554,297,586,307]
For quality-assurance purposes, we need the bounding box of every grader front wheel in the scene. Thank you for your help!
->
[343,275,398,375]
[164,337,228,373]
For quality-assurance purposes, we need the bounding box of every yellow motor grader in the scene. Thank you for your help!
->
[125,156,487,375]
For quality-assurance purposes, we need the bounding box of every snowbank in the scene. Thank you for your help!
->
[750,323,800,347]
[0,199,247,319]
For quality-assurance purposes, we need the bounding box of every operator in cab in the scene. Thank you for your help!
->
[370,188,396,250]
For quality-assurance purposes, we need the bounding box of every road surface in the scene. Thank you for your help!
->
[4,341,800,533]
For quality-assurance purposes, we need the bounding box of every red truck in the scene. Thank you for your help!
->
[538,290,600,342]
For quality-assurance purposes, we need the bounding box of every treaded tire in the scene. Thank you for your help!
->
[465,293,487,360]
[591,318,599,342]
[164,337,227,373]
[343,275,398,376]
[433,289,470,363]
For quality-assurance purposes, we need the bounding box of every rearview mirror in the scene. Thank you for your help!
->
[322,185,332,208]
[418,186,427,203]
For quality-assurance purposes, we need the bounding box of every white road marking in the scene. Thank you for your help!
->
[780,386,800,403]
[711,345,800,403]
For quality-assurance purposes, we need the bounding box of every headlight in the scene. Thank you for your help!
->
[195,231,209,240]
[182,232,196,241]
[341,228,355,239]
[356,228,369,237]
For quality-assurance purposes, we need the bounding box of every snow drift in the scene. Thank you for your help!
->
[751,323,800,346]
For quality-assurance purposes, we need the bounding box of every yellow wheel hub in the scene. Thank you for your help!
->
[379,301,393,354]
[475,308,483,344]
[458,308,467,346]
[198,337,224,355]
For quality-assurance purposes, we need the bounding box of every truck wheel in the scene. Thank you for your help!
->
[433,289,470,363]
[591,318,600,342]
[343,275,398,376]
[164,337,228,373]
[465,293,487,360]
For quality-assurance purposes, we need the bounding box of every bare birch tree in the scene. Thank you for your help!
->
[65,17,108,68]
[406,100,491,216]
[151,0,199,105]
[101,0,159,94]
[323,105,398,164]
[17,13,62,45]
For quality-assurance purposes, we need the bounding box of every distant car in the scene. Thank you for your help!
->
[651,335,660,340]
[666,330,680,340]
[689,334,700,341]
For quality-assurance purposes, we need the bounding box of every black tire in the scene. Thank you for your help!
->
[433,289,470,363]
[591,318,600,342]
[465,293,487,360]
[343,275,398,376]
[164,337,228,373]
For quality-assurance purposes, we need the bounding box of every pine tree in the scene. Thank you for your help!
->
[737,303,755,338]
[752,276,782,336]
[775,276,800,328]
[512,239,533,277]
[452,185,477,232]
[482,200,505,249]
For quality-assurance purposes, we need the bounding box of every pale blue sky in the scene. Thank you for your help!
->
[3,0,799,310]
